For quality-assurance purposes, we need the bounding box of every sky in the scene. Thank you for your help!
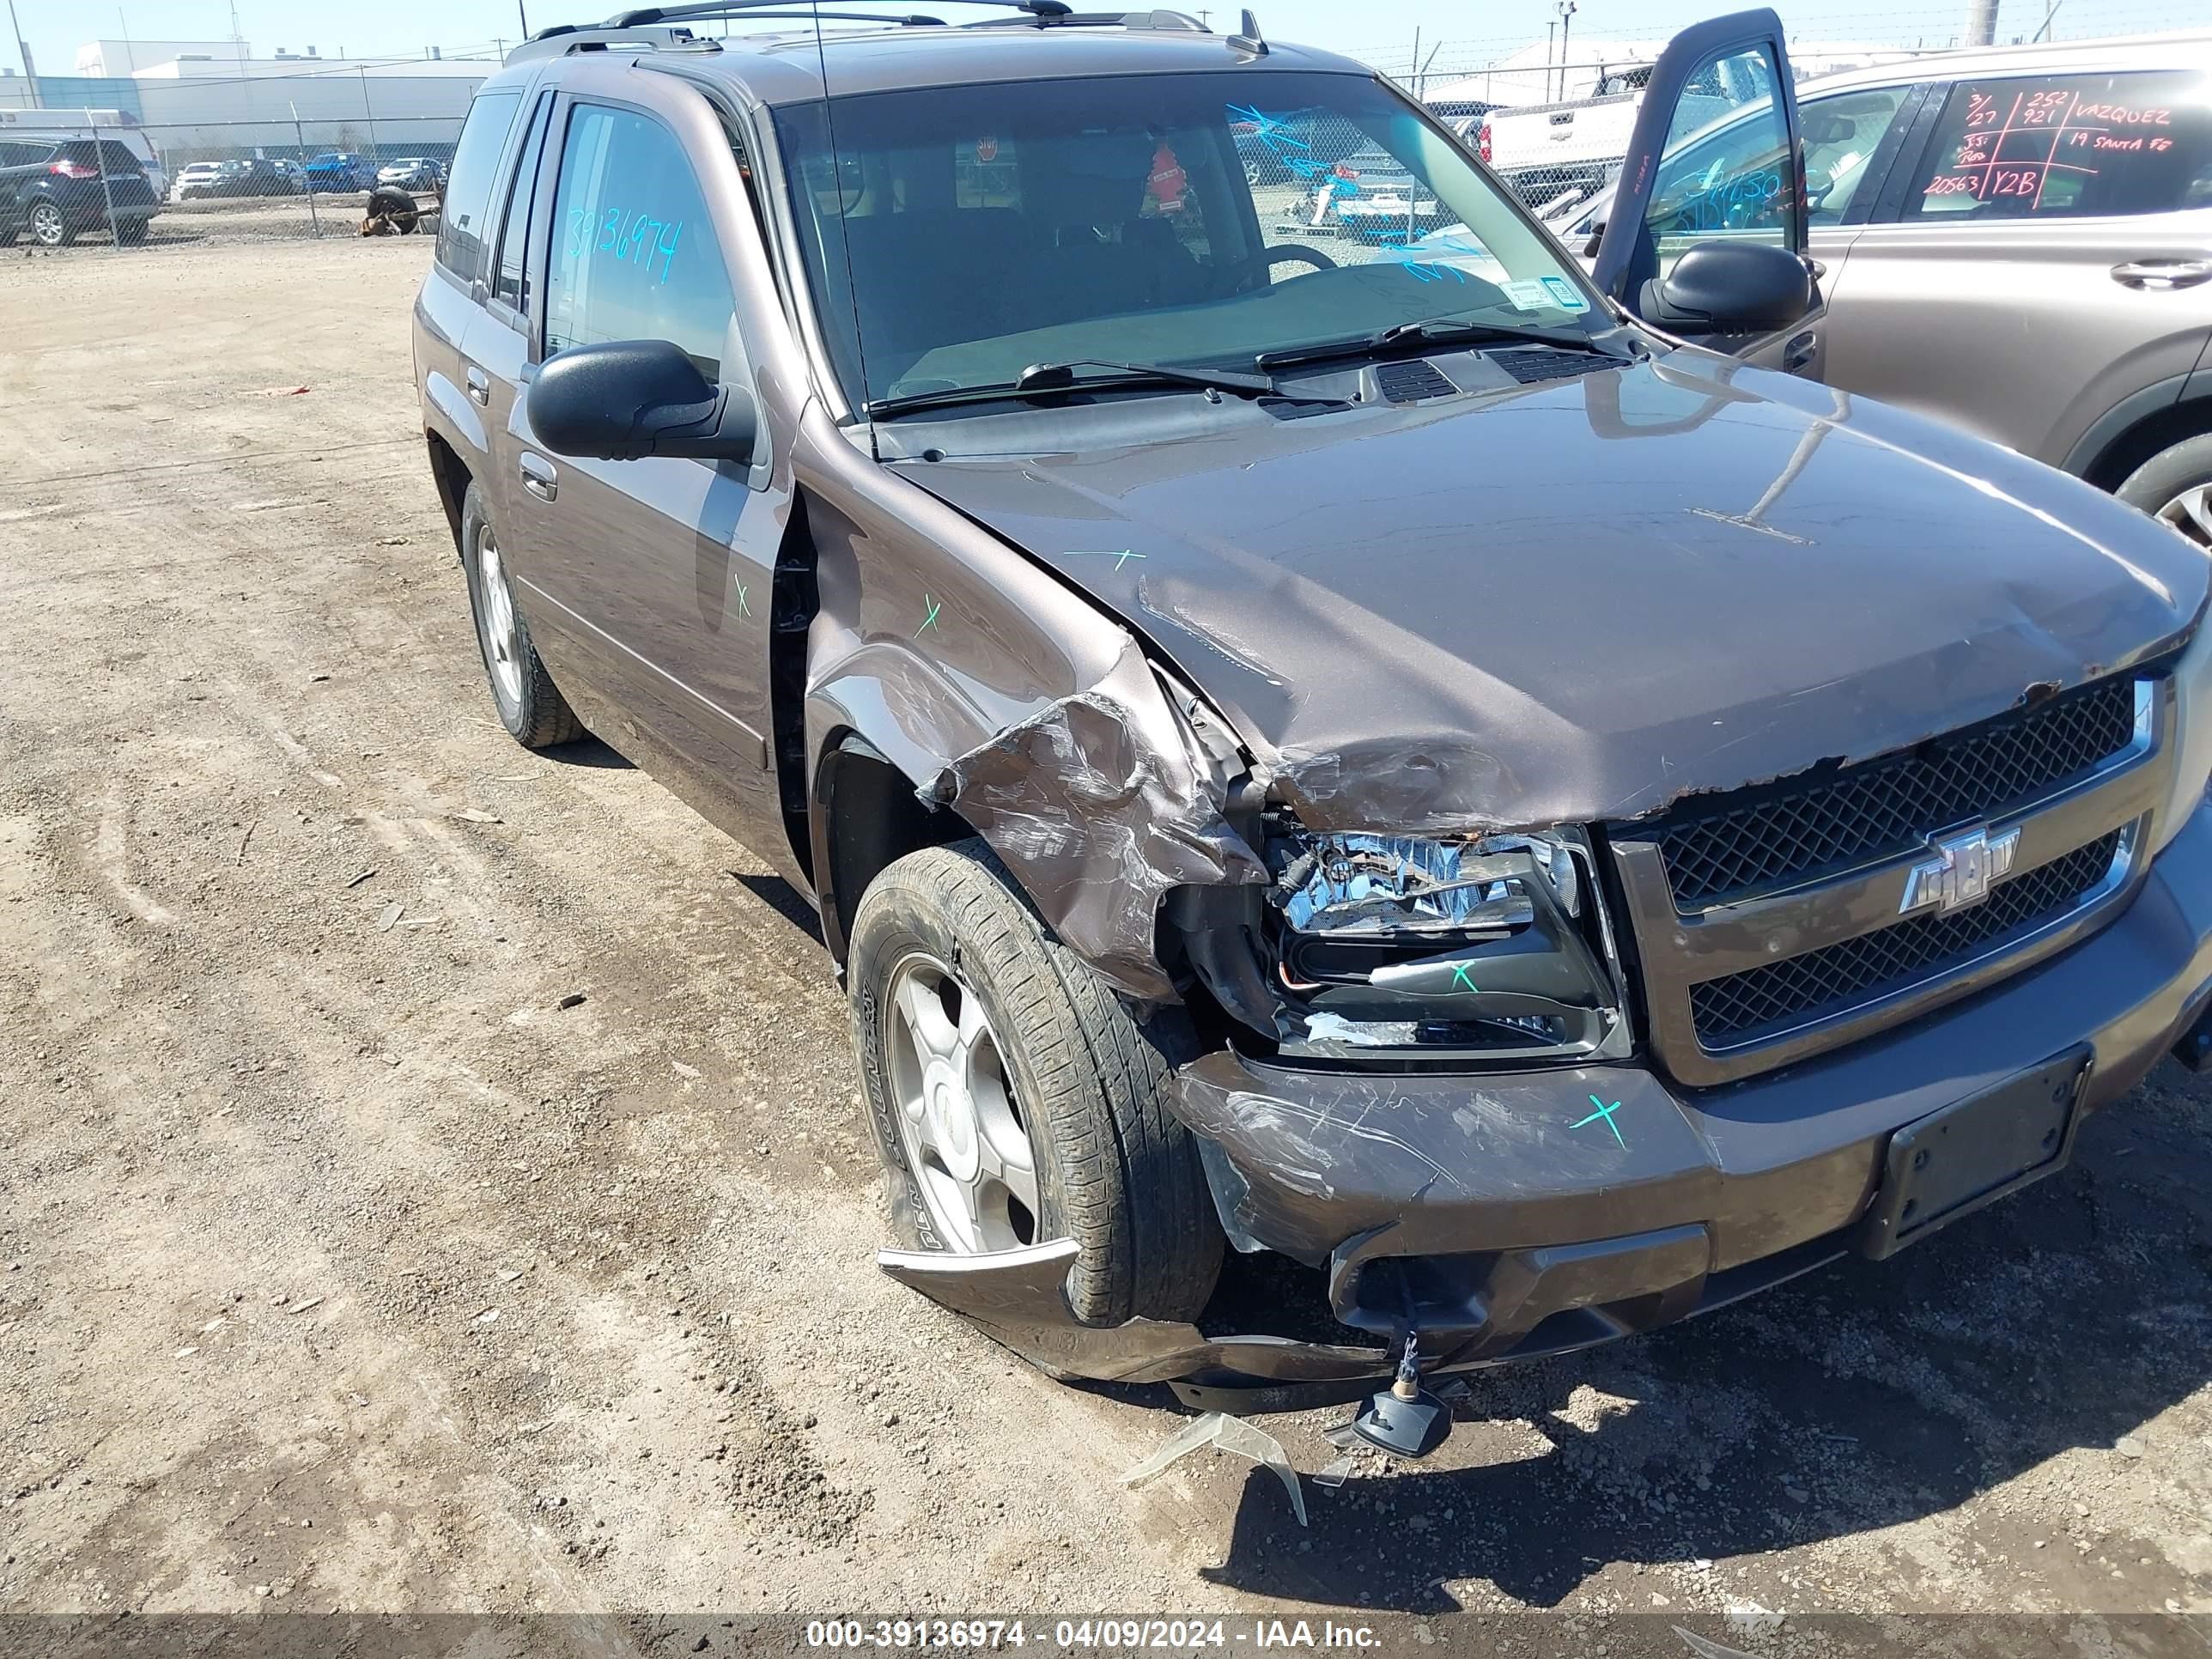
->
[10,0,2210,79]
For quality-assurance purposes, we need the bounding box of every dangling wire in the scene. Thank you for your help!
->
[810,1,880,457]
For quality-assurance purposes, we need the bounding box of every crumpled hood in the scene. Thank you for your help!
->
[895,353,2209,831]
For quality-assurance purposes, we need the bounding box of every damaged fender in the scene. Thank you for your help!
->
[799,409,1264,997]
[921,642,1267,998]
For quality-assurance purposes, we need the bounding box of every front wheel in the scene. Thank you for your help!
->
[848,840,1223,1327]
[2118,434,2212,550]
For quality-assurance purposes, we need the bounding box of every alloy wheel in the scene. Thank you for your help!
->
[883,951,1040,1253]
[474,528,526,706]
[2156,483,2212,551]
[28,204,64,246]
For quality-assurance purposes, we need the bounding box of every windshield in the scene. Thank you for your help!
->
[772,70,1601,410]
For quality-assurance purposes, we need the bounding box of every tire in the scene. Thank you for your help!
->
[458,481,585,749]
[848,838,1223,1327]
[27,202,71,247]
[2117,434,2212,551]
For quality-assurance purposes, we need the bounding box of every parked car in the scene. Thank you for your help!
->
[377,155,447,191]
[416,4,2212,1428]
[301,152,370,192]
[169,160,228,201]
[0,137,159,245]
[0,107,164,199]
[1545,31,2212,542]
[182,157,301,199]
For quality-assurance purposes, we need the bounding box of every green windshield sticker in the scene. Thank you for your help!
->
[1540,275,1591,313]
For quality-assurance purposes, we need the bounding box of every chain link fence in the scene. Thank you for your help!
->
[0,69,497,251]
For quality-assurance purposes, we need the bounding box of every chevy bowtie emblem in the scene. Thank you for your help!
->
[1899,824,2020,916]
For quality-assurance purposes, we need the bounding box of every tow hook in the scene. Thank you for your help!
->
[2175,1004,2212,1072]
[1346,1328,1453,1460]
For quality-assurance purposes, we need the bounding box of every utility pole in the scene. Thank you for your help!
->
[1556,0,1577,100]
[1545,21,1555,100]
[6,0,39,106]
[1965,0,1999,46]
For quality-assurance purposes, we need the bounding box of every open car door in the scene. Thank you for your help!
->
[1592,9,1825,375]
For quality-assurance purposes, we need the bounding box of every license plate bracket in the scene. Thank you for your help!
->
[1856,1046,2090,1261]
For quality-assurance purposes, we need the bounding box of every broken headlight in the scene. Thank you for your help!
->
[1267,830,1632,1065]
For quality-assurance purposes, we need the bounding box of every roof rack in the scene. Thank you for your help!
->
[604,0,1064,24]
[954,9,1208,29]
[512,0,1227,62]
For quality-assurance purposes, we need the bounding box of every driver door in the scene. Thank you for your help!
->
[1594,9,1825,374]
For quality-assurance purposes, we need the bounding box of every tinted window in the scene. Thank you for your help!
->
[1638,45,1794,279]
[1905,72,2212,219]
[0,141,51,167]
[544,104,733,381]
[1801,86,1911,224]
[775,70,1601,410]
[435,89,523,279]
[54,140,143,173]
[494,95,553,310]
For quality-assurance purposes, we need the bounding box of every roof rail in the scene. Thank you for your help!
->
[604,0,1060,24]
[507,23,708,61]
[955,9,1208,28]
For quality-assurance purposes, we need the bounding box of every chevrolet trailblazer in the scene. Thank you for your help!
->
[414,3,2212,1419]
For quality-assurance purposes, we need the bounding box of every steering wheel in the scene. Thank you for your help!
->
[1224,242,1337,294]
[1255,242,1337,275]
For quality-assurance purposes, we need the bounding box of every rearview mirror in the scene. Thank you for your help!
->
[529,339,757,466]
[1638,240,1812,336]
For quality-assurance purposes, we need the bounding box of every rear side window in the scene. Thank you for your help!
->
[1905,71,2212,218]
[55,140,143,173]
[436,89,525,280]
[543,103,734,381]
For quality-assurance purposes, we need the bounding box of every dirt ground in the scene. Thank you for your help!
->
[3,236,2212,1650]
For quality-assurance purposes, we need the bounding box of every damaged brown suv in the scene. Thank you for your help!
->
[416,2,2212,1417]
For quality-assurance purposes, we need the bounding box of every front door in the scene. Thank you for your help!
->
[495,88,789,848]
[1595,9,1823,372]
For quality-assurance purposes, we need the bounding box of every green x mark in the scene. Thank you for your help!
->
[732,577,750,619]
[1066,549,1146,571]
[1449,962,1479,992]
[915,594,942,637]
[1570,1094,1626,1150]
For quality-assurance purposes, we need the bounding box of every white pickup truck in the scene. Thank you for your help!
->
[1479,60,1748,215]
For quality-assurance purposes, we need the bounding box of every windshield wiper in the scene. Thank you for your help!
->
[866,358,1276,421]
[1255,318,1611,372]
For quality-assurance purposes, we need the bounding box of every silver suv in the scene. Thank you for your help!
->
[1546,31,2212,538]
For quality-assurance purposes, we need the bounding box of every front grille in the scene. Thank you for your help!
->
[1688,830,2123,1047]
[1656,673,2139,907]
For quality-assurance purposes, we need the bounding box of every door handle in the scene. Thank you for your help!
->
[520,453,557,502]
[2112,259,2212,289]
[465,366,490,406]
[1783,330,1818,374]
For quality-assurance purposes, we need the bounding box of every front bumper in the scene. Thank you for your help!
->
[884,802,2212,1408]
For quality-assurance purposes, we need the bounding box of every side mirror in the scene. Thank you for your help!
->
[1636,239,1811,335]
[529,339,757,466]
